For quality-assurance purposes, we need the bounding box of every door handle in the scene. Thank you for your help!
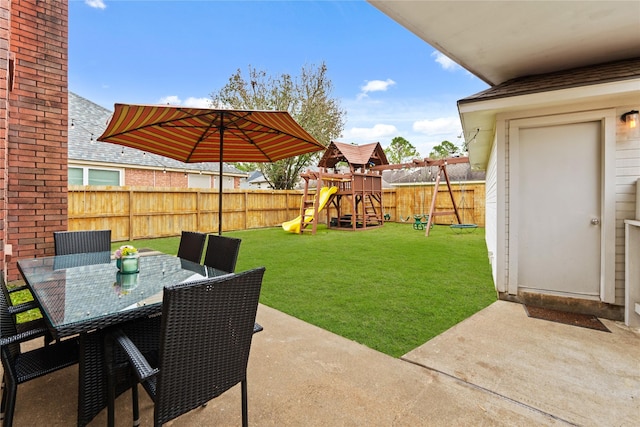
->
[591,218,600,225]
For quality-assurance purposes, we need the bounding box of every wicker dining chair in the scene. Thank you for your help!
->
[202,235,242,272]
[9,230,111,300]
[0,277,79,427]
[0,277,51,344]
[176,231,207,263]
[53,229,111,255]
[105,267,265,427]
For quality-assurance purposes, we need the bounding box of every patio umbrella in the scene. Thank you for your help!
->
[98,103,325,234]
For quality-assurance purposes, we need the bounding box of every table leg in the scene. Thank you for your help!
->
[77,331,106,427]
[77,316,161,426]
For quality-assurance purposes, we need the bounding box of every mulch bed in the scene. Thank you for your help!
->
[524,305,610,332]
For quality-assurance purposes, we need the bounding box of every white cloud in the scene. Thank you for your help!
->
[158,95,181,105]
[340,96,465,155]
[157,96,211,108]
[361,79,396,94]
[343,124,398,141]
[183,97,211,108]
[358,79,396,99]
[411,116,464,154]
[431,51,460,71]
[413,116,461,136]
[85,0,106,10]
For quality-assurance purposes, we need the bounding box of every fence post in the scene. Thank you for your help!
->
[244,192,248,230]
[128,188,134,241]
[196,190,201,232]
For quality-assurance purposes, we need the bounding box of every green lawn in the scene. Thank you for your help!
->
[113,223,496,357]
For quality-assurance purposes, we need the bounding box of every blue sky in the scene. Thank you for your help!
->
[70,0,489,157]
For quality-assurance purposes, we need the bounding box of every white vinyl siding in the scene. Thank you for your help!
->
[615,108,640,305]
[484,137,499,289]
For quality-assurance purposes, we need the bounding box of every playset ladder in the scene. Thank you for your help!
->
[299,178,320,234]
[363,194,380,224]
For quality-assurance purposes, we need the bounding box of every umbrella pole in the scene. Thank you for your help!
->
[218,121,224,235]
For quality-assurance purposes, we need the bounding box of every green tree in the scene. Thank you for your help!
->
[429,140,460,159]
[384,136,421,164]
[210,62,345,189]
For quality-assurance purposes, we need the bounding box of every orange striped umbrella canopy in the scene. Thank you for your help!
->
[97,103,325,163]
[98,103,325,234]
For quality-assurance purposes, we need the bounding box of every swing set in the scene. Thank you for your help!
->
[372,156,477,236]
[449,165,478,234]
[411,167,430,230]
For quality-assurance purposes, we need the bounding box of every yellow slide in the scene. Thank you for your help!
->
[282,186,338,233]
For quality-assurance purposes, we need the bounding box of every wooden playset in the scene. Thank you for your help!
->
[286,141,389,234]
[284,140,476,237]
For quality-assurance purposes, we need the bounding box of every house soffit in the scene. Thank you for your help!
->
[459,61,640,170]
[367,1,640,87]
[367,1,640,171]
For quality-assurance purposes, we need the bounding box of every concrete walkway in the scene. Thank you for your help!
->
[9,301,640,426]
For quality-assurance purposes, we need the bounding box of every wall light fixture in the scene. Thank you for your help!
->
[621,110,639,138]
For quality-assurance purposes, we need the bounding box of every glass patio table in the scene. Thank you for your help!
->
[17,251,230,427]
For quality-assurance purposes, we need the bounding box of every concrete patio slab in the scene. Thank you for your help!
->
[403,300,640,427]
[7,300,639,426]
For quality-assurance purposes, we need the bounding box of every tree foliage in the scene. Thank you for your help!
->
[429,140,460,159]
[210,63,345,189]
[384,136,421,164]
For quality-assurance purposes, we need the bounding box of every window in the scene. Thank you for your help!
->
[68,167,83,185]
[88,169,119,186]
[69,166,122,186]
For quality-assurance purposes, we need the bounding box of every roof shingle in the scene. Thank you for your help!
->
[318,141,388,169]
[68,92,243,174]
[459,57,640,104]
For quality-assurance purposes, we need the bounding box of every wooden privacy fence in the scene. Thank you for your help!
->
[68,182,485,241]
[389,182,485,228]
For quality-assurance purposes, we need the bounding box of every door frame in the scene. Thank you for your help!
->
[507,109,616,302]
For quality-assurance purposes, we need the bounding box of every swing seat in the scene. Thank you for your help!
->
[384,213,391,221]
[413,215,431,230]
[450,223,478,231]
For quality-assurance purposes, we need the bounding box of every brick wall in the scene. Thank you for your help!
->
[0,0,9,281]
[125,168,189,187]
[5,0,68,281]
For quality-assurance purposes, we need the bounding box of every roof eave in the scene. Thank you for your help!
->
[459,78,640,171]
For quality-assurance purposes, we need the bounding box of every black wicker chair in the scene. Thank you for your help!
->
[6,231,112,297]
[105,267,265,427]
[0,277,51,345]
[203,235,242,272]
[176,231,207,263]
[53,229,111,255]
[0,277,79,426]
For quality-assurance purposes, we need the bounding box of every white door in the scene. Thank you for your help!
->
[514,121,601,298]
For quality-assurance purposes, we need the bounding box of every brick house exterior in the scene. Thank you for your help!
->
[69,92,247,190]
[0,1,9,282]
[1,0,68,282]
[0,3,247,283]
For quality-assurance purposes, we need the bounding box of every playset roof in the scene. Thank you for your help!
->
[318,141,389,169]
